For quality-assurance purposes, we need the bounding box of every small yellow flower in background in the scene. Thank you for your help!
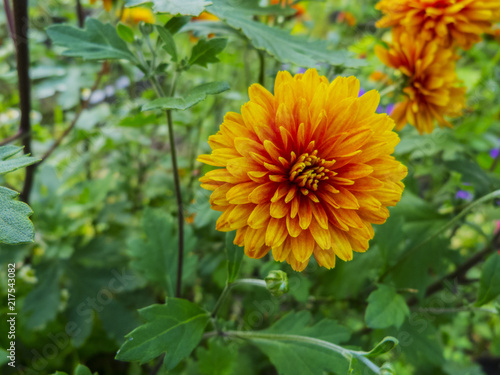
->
[120,7,155,25]
[198,69,407,271]
[90,0,113,12]
[376,30,466,134]
[375,0,500,50]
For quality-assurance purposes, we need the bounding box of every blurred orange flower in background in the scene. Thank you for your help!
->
[375,0,500,50]
[337,11,357,26]
[120,7,155,25]
[376,30,466,134]
[190,12,220,42]
[198,69,407,271]
[270,0,307,18]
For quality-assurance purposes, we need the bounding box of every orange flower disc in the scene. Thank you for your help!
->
[198,69,407,271]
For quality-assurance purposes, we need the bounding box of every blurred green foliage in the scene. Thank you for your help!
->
[1,0,500,375]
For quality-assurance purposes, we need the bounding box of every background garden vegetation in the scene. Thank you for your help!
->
[1,0,500,374]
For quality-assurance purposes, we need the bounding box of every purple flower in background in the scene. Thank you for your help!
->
[386,103,395,115]
[456,190,473,201]
[490,148,500,159]
[281,63,291,71]
[358,87,366,97]
[297,67,307,74]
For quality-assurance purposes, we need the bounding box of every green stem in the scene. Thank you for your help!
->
[165,105,185,298]
[144,34,157,77]
[378,83,398,97]
[380,189,500,282]
[413,306,497,314]
[211,283,231,319]
[224,331,380,374]
[258,49,265,86]
[233,278,267,288]
[211,279,267,318]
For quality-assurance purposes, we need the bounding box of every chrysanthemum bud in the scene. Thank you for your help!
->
[265,270,289,297]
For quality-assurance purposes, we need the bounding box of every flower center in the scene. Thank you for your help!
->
[289,150,332,194]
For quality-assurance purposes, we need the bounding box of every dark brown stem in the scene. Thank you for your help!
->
[13,0,33,203]
[76,0,85,28]
[167,108,185,299]
[39,64,106,163]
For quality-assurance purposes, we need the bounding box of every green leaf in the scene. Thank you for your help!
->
[165,16,191,34]
[143,81,230,111]
[22,262,62,329]
[364,337,399,358]
[155,25,177,61]
[0,145,39,175]
[264,311,351,343]
[189,38,227,68]
[119,112,158,127]
[117,22,135,43]
[240,311,352,375]
[226,231,243,283]
[74,364,93,375]
[116,299,210,369]
[365,284,409,329]
[388,320,444,367]
[196,339,238,375]
[46,18,137,62]
[210,0,364,68]
[476,253,500,306]
[0,187,35,244]
[125,0,211,16]
[126,208,176,296]
[446,159,494,197]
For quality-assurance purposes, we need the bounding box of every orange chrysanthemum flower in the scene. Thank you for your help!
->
[198,69,407,271]
[376,30,466,134]
[375,0,500,50]
[120,7,155,25]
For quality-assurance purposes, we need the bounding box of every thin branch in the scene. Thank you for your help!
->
[76,0,85,28]
[412,306,497,314]
[0,130,23,146]
[490,149,500,172]
[408,230,500,306]
[39,64,106,163]
[380,189,500,282]
[146,64,185,300]
[3,0,15,43]
[167,106,185,299]
[13,0,33,203]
